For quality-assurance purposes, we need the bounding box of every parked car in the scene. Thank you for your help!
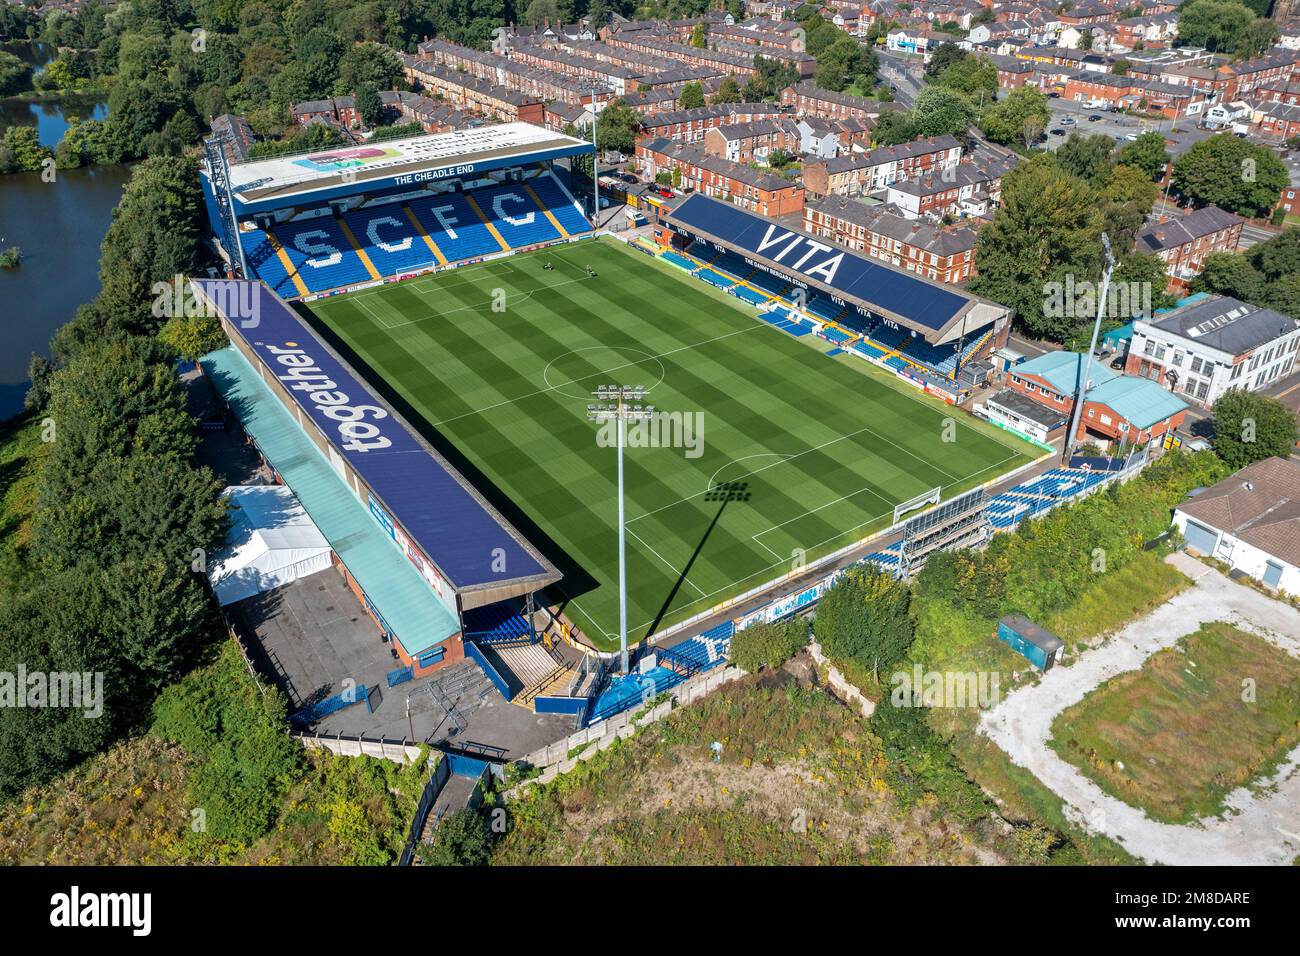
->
[1050,128,1066,136]
[1087,114,1103,122]
[1122,132,1139,141]
[1061,116,1077,126]
[657,187,675,199]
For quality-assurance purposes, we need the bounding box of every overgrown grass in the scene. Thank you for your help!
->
[492,678,1026,865]
[1050,622,1300,824]
[1044,551,1189,647]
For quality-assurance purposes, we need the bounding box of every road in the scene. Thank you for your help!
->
[876,50,924,107]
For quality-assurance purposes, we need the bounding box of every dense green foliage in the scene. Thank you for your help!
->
[152,643,302,844]
[1191,228,1300,318]
[1210,391,1300,468]
[0,155,225,800]
[971,150,1168,343]
[419,807,494,865]
[814,565,914,673]
[913,451,1230,626]
[1175,0,1279,56]
[1116,131,1170,182]
[979,86,1050,150]
[728,617,809,673]
[1172,134,1289,218]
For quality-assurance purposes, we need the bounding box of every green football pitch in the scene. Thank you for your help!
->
[303,237,1038,649]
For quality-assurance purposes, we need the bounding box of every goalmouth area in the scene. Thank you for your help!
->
[302,237,1038,650]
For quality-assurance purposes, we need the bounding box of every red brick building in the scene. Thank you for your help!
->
[804,196,979,285]
[1136,205,1245,294]
[635,137,805,216]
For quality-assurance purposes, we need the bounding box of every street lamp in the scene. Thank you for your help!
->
[587,385,656,674]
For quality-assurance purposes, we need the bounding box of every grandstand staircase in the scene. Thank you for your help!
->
[335,215,382,280]
[401,202,448,265]
[262,228,309,297]
[463,193,511,252]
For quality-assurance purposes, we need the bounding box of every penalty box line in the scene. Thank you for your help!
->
[375,272,595,331]
[626,449,1026,632]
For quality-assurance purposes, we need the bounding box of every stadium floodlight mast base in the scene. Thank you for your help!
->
[587,385,655,674]
[1063,232,1116,465]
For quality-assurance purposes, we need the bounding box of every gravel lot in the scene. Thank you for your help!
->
[980,554,1300,865]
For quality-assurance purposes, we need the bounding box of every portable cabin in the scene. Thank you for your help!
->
[997,614,1065,671]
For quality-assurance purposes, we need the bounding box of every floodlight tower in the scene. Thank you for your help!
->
[587,384,655,674]
[1063,233,1116,465]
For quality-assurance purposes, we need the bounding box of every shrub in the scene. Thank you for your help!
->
[728,617,808,672]
[814,565,914,674]
[419,808,492,866]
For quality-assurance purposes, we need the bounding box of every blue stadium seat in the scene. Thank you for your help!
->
[273,216,372,293]
[733,285,769,305]
[240,227,302,299]
[662,250,697,271]
[409,191,504,262]
[462,602,535,646]
[529,174,592,235]
[342,204,434,276]
[475,182,561,248]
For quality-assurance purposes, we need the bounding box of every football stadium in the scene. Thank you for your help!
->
[196,120,1039,721]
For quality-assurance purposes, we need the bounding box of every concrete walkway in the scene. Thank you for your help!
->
[980,555,1300,865]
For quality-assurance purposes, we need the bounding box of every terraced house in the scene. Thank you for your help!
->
[802,135,962,199]
[1136,205,1245,294]
[804,196,979,285]
[634,138,805,216]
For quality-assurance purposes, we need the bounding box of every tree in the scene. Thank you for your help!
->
[0,50,30,95]
[689,23,707,48]
[729,618,809,672]
[1250,227,1300,281]
[335,42,401,96]
[813,566,914,673]
[971,154,1104,340]
[678,80,705,110]
[1176,0,1278,55]
[1172,134,1289,217]
[1117,130,1169,182]
[711,75,742,104]
[1210,390,1299,468]
[813,35,874,93]
[355,85,383,126]
[1100,163,1159,248]
[908,84,976,139]
[933,54,997,101]
[1190,250,1266,302]
[1055,132,1115,185]
[594,99,641,155]
[420,808,493,865]
[0,125,51,173]
[979,86,1050,148]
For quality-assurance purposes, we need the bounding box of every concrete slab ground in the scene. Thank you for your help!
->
[980,556,1300,865]
[229,568,573,759]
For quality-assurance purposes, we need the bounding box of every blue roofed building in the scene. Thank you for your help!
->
[981,349,1188,448]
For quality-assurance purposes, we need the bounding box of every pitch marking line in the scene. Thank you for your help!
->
[620,451,1023,635]
[425,322,775,428]
[625,526,708,600]
[375,274,596,330]
[626,420,960,528]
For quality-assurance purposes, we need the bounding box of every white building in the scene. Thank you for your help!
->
[1126,295,1300,407]
[1173,457,1300,595]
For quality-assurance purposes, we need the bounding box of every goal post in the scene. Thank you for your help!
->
[893,486,941,526]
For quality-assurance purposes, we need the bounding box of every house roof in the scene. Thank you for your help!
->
[1144,295,1300,356]
[1014,350,1117,396]
[1136,204,1243,254]
[1177,458,1300,568]
[1085,374,1188,429]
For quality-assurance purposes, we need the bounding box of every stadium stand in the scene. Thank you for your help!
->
[462,602,536,647]
[343,204,438,276]
[238,174,593,296]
